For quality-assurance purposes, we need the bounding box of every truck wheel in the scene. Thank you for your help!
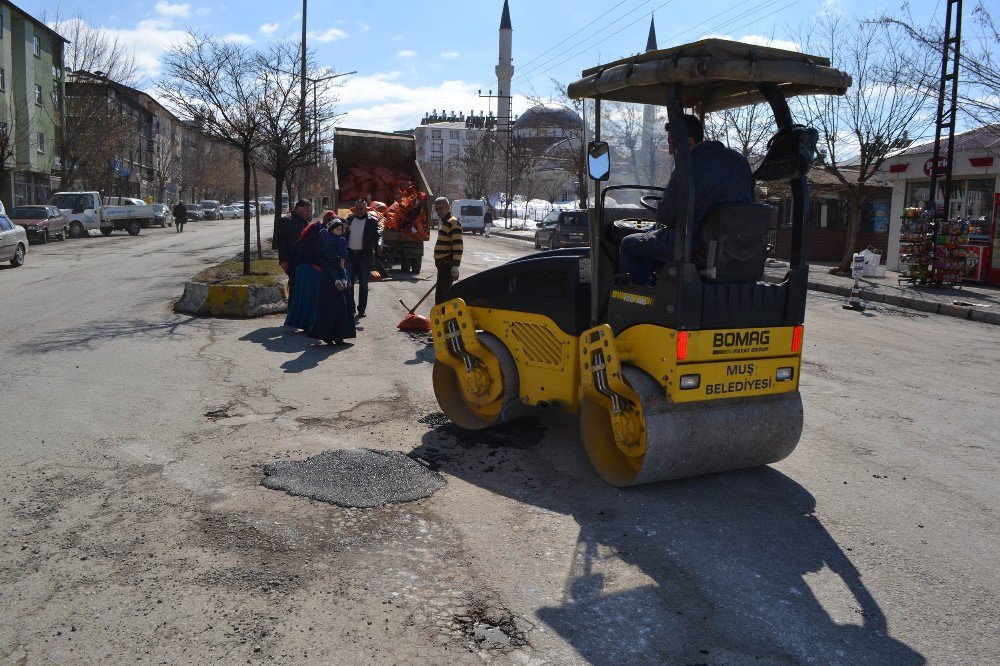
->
[69,222,86,238]
[127,220,141,236]
[400,257,412,272]
[411,258,422,274]
[101,227,113,236]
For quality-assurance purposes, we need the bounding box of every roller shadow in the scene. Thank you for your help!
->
[410,416,924,665]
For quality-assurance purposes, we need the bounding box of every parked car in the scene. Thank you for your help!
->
[199,200,221,220]
[0,213,28,267]
[453,199,488,234]
[217,205,232,219]
[152,203,173,228]
[9,205,69,243]
[186,204,204,221]
[534,209,589,250]
[257,199,276,214]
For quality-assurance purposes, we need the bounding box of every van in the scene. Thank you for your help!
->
[453,199,488,234]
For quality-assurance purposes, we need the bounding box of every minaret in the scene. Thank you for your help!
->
[496,1,514,149]
[640,17,658,183]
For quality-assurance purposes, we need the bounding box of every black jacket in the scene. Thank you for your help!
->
[275,212,311,264]
[345,214,381,265]
[172,202,187,222]
[656,140,755,233]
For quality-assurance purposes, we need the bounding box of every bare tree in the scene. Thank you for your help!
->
[704,101,774,160]
[0,90,32,203]
[159,32,265,275]
[458,135,502,198]
[151,132,180,202]
[46,13,142,86]
[795,13,936,273]
[880,1,1000,130]
[254,40,340,235]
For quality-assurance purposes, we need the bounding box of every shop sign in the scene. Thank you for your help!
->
[923,156,948,177]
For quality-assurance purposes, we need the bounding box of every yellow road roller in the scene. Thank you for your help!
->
[431,39,851,486]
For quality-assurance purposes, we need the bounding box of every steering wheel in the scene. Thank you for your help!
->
[610,218,657,243]
[639,194,662,212]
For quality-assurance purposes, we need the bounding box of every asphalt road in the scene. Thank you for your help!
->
[1,222,997,665]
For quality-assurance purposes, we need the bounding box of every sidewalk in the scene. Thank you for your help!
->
[489,228,1000,326]
[766,262,1000,326]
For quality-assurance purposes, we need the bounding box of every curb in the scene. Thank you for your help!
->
[174,280,288,318]
[491,230,536,244]
[804,280,999,326]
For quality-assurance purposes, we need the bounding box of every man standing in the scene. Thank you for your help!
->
[433,197,463,304]
[344,199,381,319]
[172,201,187,233]
[618,114,754,285]
[483,205,493,238]
[275,199,313,295]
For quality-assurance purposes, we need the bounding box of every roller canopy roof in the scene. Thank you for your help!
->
[567,39,851,112]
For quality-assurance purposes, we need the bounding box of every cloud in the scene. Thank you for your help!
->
[338,73,534,132]
[441,51,460,59]
[259,22,280,36]
[52,16,190,80]
[703,33,800,52]
[154,2,191,19]
[397,50,417,59]
[221,33,254,45]
[308,28,349,43]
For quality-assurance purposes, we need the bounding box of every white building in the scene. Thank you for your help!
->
[878,124,1000,272]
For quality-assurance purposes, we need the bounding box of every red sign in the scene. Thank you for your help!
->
[923,156,948,177]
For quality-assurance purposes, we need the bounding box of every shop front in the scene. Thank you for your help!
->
[880,125,999,285]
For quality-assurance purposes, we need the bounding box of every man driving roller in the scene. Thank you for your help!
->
[619,114,756,285]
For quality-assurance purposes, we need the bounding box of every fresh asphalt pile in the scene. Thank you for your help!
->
[261,449,445,508]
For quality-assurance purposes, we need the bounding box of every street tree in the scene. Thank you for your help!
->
[0,90,32,202]
[159,32,266,275]
[458,134,502,199]
[253,40,341,234]
[795,12,936,273]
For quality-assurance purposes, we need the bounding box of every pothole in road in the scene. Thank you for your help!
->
[261,449,445,508]
[452,603,527,651]
[419,412,546,449]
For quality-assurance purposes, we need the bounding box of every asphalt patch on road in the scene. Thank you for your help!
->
[261,449,446,508]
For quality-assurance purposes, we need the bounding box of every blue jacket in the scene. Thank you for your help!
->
[656,140,755,233]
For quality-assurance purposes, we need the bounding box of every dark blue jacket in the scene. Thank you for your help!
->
[275,211,311,264]
[656,140,755,233]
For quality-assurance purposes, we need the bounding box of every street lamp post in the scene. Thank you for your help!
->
[300,0,308,154]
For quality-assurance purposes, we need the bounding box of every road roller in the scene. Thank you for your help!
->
[430,39,852,486]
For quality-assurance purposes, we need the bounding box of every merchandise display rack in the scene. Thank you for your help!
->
[898,208,969,286]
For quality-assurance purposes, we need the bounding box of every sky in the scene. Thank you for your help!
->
[20,0,954,132]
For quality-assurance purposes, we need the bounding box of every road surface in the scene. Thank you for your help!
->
[1,221,997,664]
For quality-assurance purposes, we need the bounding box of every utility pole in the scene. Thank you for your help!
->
[300,0,308,159]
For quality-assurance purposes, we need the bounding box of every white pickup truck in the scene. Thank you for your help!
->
[48,192,155,238]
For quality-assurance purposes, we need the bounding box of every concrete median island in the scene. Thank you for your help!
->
[175,259,288,318]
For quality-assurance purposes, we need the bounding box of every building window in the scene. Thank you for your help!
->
[449,144,460,157]
[0,68,5,92]
[0,122,8,138]
[33,35,41,57]
[37,132,45,153]
[34,84,42,105]
[431,130,441,139]
[450,130,460,140]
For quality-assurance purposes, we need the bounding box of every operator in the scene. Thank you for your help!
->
[619,114,755,285]
[432,197,464,304]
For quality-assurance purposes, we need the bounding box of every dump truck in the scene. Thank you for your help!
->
[48,192,154,237]
[431,38,851,486]
[331,128,433,274]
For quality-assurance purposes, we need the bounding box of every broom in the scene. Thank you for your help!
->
[397,284,437,332]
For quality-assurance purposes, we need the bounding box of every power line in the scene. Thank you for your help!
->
[517,0,657,72]
[513,0,675,86]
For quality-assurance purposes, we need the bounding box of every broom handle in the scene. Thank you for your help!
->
[412,284,436,312]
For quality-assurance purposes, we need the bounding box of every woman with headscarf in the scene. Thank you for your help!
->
[283,218,324,331]
[308,214,357,345]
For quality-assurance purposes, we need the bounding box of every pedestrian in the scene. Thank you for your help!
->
[483,205,493,238]
[172,200,187,233]
[283,219,324,332]
[308,215,357,346]
[433,197,463,304]
[344,199,381,320]
[275,199,313,296]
